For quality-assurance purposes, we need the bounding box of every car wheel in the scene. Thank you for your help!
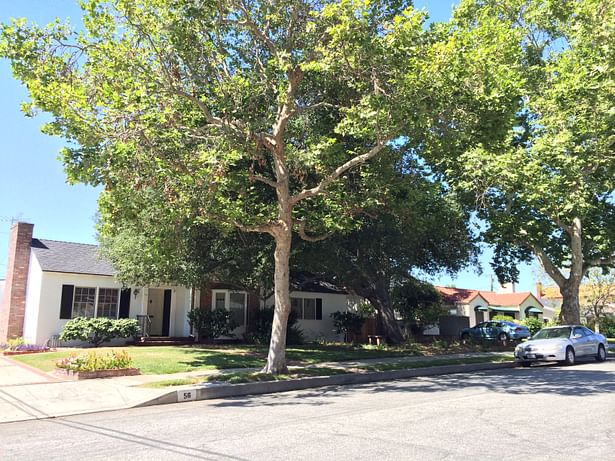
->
[520,361,532,368]
[497,332,508,342]
[563,346,575,366]
[596,344,607,362]
[461,333,470,342]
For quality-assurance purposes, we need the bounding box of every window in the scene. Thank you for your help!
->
[71,287,119,319]
[290,297,322,320]
[72,287,96,318]
[97,288,119,318]
[212,290,247,328]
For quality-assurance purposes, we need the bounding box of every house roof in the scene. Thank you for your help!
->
[436,286,480,304]
[435,286,543,308]
[30,239,115,277]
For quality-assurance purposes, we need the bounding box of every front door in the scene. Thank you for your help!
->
[147,288,172,336]
[162,289,172,337]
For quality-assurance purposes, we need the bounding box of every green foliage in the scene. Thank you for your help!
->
[599,316,615,338]
[59,318,139,347]
[436,0,615,324]
[491,315,517,323]
[187,308,236,341]
[0,0,527,368]
[330,311,366,341]
[392,279,445,329]
[245,307,303,345]
[56,350,133,371]
[523,317,544,336]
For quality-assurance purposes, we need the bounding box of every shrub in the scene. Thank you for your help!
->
[187,308,236,341]
[491,315,519,323]
[245,307,303,345]
[523,317,543,335]
[330,311,365,342]
[600,315,615,338]
[59,318,140,347]
[56,350,133,371]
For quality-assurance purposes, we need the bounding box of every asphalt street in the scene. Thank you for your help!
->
[1,360,614,461]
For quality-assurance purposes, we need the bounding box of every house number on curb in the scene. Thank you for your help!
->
[177,390,196,402]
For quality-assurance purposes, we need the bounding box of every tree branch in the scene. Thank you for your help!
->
[290,135,394,205]
[249,174,277,188]
[294,219,333,242]
[531,242,567,287]
[234,220,276,236]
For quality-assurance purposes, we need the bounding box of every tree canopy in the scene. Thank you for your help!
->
[1,0,524,372]
[433,0,615,324]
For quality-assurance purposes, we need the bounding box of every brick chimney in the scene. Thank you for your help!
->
[0,222,34,341]
[535,282,543,298]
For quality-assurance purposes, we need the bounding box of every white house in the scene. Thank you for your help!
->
[0,222,355,345]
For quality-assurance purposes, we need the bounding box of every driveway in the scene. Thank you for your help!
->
[1,360,613,460]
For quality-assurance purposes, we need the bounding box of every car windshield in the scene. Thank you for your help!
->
[532,327,571,340]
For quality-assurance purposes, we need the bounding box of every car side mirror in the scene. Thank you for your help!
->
[573,334,582,339]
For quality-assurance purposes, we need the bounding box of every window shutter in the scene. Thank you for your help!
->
[315,298,323,320]
[60,285,74,319]
[119,288,131,318]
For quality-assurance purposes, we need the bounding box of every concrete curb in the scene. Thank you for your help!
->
[137,361,516,408]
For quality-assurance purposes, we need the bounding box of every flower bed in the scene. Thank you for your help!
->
[1,341,50,355]
[54,350,140,380]
[54,367,141,380]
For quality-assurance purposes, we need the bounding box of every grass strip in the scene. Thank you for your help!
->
[141,355,513,388]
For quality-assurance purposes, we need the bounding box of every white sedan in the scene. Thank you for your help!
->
[515,325,608,367]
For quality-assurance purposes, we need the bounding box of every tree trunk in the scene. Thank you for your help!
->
[262,226,292,374]
[368,281,404,344]
[559,279,582,325]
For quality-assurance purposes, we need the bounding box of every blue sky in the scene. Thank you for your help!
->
[0,0,538,293]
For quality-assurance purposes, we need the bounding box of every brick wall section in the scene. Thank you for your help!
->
[0,222,34,341]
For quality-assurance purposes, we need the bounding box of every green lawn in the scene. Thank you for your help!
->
[142,355,513,388]
[10,344,420,375]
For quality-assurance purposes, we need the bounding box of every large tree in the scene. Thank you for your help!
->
[1,0,522,372]
[295,160,478,343]
[434,0,615,325]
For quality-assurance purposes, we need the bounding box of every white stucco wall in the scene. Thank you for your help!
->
[265,291,358,341]
[22,253,44,343]
[24,269,191,345]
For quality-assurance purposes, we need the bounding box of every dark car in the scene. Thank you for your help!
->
[461,320,531,341]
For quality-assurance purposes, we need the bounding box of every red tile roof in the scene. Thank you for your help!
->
[435,286,543,308]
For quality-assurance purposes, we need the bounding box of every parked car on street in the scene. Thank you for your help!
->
[515,325,608,367]
[460,320,531,342]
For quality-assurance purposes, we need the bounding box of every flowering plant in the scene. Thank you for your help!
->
[56,350,133,371]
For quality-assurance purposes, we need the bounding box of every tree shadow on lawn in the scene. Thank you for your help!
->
[177,348,265,370]
[209,361,615,408]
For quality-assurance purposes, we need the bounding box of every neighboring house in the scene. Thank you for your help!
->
[435,285,553,327]
[0,222,351,345]
[539,283,615,320]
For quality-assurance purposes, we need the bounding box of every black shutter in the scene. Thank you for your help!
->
[60,285,74,319]
[315,298,322,320]
[119,288,131,318]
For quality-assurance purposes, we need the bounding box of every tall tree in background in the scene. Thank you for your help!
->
[432,0,615,324]
[1,0,523,372]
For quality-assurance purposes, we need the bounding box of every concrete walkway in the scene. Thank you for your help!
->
[0,356,60,386]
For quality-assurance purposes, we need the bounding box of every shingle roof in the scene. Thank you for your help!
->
[31,239,115,276]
